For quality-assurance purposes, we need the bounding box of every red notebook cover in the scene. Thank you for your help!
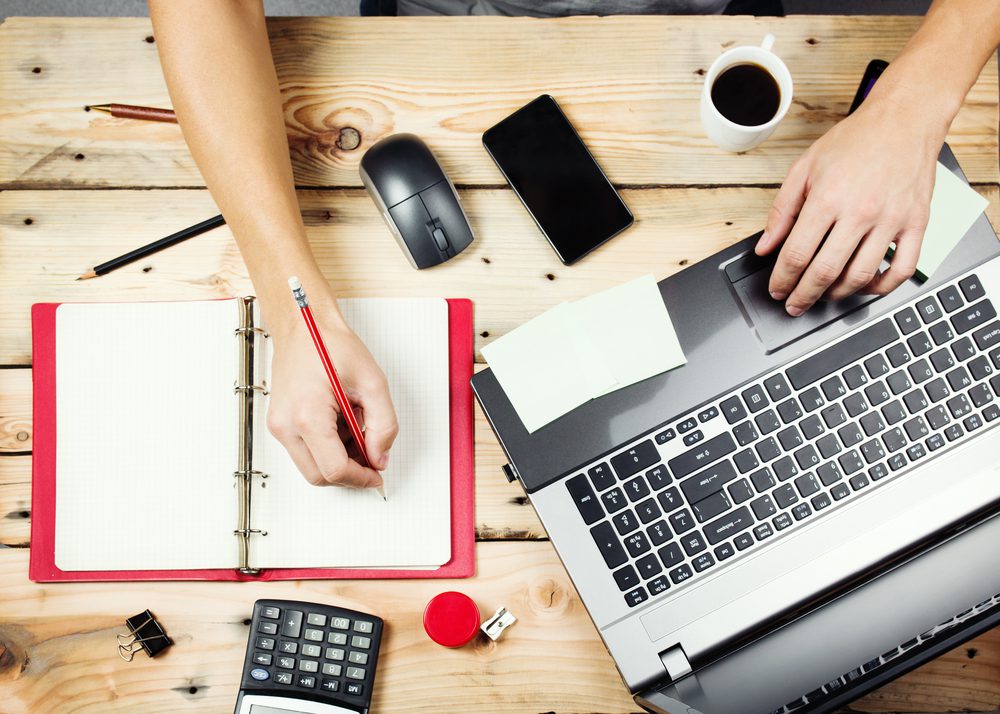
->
[29,298,474,582]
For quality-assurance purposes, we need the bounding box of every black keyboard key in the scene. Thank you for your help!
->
[655,428,676,445]
[886,370,911,395]
[764,374,792,401]
[973,321,1000,351]
[907,332,933,357]
[865,380,891,406]
[792,503,813,521]
[821,403,848,428]
[720,396,747,424]
[952,336,976,361]
[864,353,891,379]
[926,405,951,430]
[733,420,758,446]
[907,358,934,384]
[588,463,615,491]
[733,448,759,474]
[903,388,928,414]
[969,355,994,381]
[624,587,649,607]
[703,506,754,545]
[964,413,984,432]
[590,522,628,568]
[860,438,885,464]
[677,417,698,434]
[821,375,847,400]
[751,495,777,519]
[698,406,720,423]
[959,274,985,301]
[849,473,870,491]
[774,484,798,509]
[623,475,651,502]
[636,553,663,580]
[658,487,683,512]
[868,463,889,481]
[692,553,715,573]
[647,520,672,546]
[800,387,825,412]
[816,433,841,459]
[659,542,684,568]
[831,482,851,500]
[916,296,942,324]
[668,509,695,534]
[946,366,972,392]
[773,455,798,482]
[728,478,754,504]
[668,433,737,479]
[994,373,1000,395]
[788,319,898,389]
[907,442,928,460]
[714,542,736,561]
[925,377,950,403]
[777,425,803,451]
[886,343,911,368]
[669,564,693,584]
[681,532,707,556]
[636,498,662,524]
[754,522,774,541]
[734,533,754,551]
[837,422,864,447]
[947,393,972,418]
[624,531,652,558]
[794,472,821,498]
[794,444,821,470]
[817,461,843,486]
[843,365,869,390]
[930,320,954,345]
[843,392,869,417]
[970,383,993,407]
[800,414,825,439]
[648,575,671,596]
[683,430,704,446]
[756,436,781,462]
[984,403,1000,421]
[938,285,963,312]
[903,416,929,441]
[601,488,628,513]
[930,348,955,373]
[692,490,731,523]
[838,449,864,474]
[750,467,776,493]
[679,459,738,503]
[754,409,781,434]
[812,492,833,511]
[777,397,803,424]
[567,475,603,524]
[945,424,963,442]
[860,411,886,436]
[645,464,671,491]
[926,432,946,451]
[613,564,639,591]
[740,383,770,414]
[612,440,660,479]
[773,512,793,530]
[881,399,907,425]
[894,307,920,335]
[612,510,640,535]
[882,427,907,453]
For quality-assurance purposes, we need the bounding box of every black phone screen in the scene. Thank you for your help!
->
[482,95,633,264]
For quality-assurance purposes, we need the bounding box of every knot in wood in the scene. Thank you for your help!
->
[527,577,568,616]
[336,127,362,151]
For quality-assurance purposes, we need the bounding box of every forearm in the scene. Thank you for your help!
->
[149,0,338,333]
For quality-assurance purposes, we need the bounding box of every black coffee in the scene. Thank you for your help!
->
[710,63,781,127]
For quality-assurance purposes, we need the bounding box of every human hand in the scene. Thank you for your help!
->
[755,97,944,316]
[266,296,398,489]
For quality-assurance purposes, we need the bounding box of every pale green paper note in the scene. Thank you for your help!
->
[914,162,989,279]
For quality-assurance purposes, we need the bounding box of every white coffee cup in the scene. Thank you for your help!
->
[700,34,793,152]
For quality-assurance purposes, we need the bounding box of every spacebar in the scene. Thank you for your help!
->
[786,318,898,390]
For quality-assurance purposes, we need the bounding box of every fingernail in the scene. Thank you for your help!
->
[770,291,786,301]
[755,231,769,252]
[786,304,804,317]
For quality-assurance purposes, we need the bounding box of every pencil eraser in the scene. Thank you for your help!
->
[288,276,302,291]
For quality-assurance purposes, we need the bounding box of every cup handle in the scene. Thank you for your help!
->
[761,33,775,52]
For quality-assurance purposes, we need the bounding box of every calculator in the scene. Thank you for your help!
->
[235,599,384,714]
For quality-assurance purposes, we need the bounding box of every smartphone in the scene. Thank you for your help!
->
[482,95,634,265]
[848,59,888,115]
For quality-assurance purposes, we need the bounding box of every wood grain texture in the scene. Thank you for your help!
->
[0,16,996,189]
[0,368,32,451]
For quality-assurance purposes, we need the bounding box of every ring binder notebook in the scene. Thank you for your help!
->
[30,296,475,582]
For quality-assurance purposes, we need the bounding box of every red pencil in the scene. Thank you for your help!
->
[289,277,386,499]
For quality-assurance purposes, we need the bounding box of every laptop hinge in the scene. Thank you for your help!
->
[659,644,693,681]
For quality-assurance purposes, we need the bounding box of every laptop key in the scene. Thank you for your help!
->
[800,387,825,412]
[926,405,950,430]
[636,553,663,579]
[864,353,891,379]
[720,396,747,424]
[881,400,907,425]
[916,295,942,324]
[658,542,684,568]
[764,373,792,401]
[969,355,994,381]
[792,503,812,521]
[773,512,793,531]
[926,432,946,451]
[703,505,754,545]
[930,348,955,373]
[907,358,934,384]
[714,542,736,560]
[681,532,707,556]
[860,411,886,436]
[601,488,628,514]
[838,450,864,474]
[636,498,661,524]
[963,413,983,432]
[938,284,964,312]
[733,448,759,474]
[886,370,911,395]
[734,533,754,551]
[788,318,897,390]
[612,510,639,535]
[821,403,848,428]
[679,459,738,503]
[860,439,885,464]
[692,553,715,572]
[850,473,870,491]
[772,456,797,482]
[624,587,648,608]
[843,365,868,390]
[590,522,627,568]
[794,445,820,470]
[623,475,651,502]
[974,322,1000,352]
[983,403,1000,421]
[970,383,993,407]
[755,437,781,462]
[668,432,737,479]
[648,575,671,595]
[776,397,803,424]
[692,491,731,522]
[624,532,652,558]
[657,487,683,513]
[925,377,950,403]
[959,274,985,301]
[611,440,660,480]
[794,473,820,498]
[894,307,920,335]
[865,380,891,406]
[831,482,851,500]
[951,298,996,334]
[952,336,977,361]
[669,564,693,585]
[930,320,954,345]
[774,484,798,509]
[733,420,758,446]
[886,343,911,368]
[750,495,776,519]
[750,467,776,493]
[817,461,843,486]
[800,414,825,440]
[697,406,719,423]
[947,393,972,418]
[647,520,671,546]
[907,332,933,357]
[613,564,639,591]
[741,384,769,413]
[728,478,753,504]
[753,522,774,541]
[668,509,695,534]
[837,422,863,447]
[566,475,603,525]
[655,429,676,445]
[882,427,907,453]
[645,465,671,491]
[945,423,964,441]
[754,409,781,435]
[843,392,868,417]
[903,388,928,414]
[903,416,929,441]
[777,425,803,451]
[588,463,615,491]
[821,375,847,400]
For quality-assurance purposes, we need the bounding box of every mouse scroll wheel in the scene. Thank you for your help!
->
[431,226,450,251]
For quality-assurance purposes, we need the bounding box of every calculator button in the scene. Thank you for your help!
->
[346,682,364,697]
[347,666,367,680]
[278,641,298,654]
[351,635,371,649]
[304,628,324,642]
[322,663,342,676]
[306,613,327,627]
[297,675,316,688]
[277,656,295,669]
[301,644,321,658]
[253,653,272,666]
[257,621,278,635]
[327,632,348,645]
[348,651,369,665]
[261,606,281,619]
[274,672,293,685]
[250,667,269,681]
[321,679,340,692]
[354,620,374,634]
[299,659,319,673]
[332,617,351,630]
[280,611,303,638]
[255,637,275,651]
[325,647,345,661]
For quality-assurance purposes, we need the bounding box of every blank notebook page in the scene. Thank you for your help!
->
[254,298,451,569]
[54,300,239,570]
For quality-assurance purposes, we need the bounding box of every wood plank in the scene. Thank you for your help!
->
[0,456,30,547]
[0,369,31,451]
[0,16,996,189]
[10,186,998,366]
[0,544,997,713]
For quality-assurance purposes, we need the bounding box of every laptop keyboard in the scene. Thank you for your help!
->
[566,272,1000,610]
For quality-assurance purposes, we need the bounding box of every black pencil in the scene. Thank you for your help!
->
[77,214,226,280]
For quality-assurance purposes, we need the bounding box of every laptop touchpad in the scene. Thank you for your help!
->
[724,250,881,353]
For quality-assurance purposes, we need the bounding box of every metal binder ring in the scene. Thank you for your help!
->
[234,326,269,337]
[233,383,269,395]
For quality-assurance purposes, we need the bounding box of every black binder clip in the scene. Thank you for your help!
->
[117,610,172,661]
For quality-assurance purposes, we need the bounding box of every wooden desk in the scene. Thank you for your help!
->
[1,15,998,713]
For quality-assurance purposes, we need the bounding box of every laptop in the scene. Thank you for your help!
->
[472,144,1000,713]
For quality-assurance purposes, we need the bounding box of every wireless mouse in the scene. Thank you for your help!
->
[360,134,475,269]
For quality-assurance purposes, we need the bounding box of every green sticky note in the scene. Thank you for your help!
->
[911,162,989,280]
